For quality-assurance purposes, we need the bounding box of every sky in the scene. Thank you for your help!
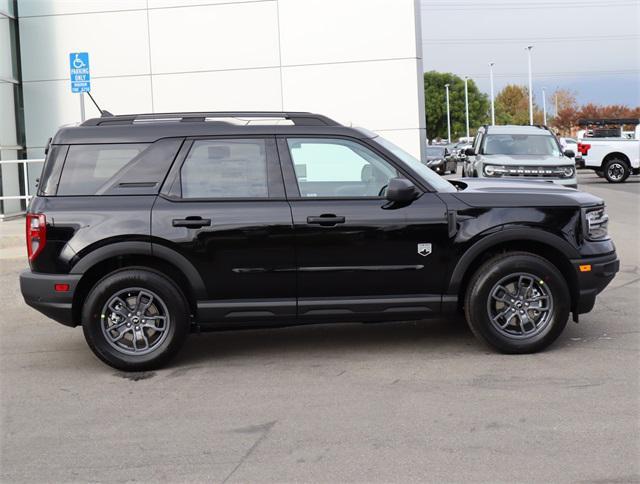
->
[420,0,640,110]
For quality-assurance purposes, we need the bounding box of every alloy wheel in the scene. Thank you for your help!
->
[101,287,171,355]
[486,273,554,339]
[607,162,625,181]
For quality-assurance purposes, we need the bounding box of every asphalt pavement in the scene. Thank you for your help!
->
[1,171,638,483]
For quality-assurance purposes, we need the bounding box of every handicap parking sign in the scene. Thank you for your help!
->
[69,52,90,93]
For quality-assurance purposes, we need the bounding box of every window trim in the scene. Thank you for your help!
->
[277,135,425,201]
[160,135,285,201]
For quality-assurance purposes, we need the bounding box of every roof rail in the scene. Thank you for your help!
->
[81,111,341,127]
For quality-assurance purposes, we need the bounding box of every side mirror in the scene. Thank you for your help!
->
[464,147,476,156]
[563,149,575,158]
[385,177,419,203]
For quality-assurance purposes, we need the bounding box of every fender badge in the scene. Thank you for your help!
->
[417,243,432,257]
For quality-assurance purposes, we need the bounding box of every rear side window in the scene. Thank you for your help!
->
[57,144,148,196]
[180,139,269,198]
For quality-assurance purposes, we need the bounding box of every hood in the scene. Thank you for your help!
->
[449,177,603,208]
[480,154,572,166]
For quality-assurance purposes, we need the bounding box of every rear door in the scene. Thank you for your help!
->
[152,136,296,324]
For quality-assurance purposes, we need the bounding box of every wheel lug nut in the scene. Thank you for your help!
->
[135,326,139,330]
[126,323,131,327]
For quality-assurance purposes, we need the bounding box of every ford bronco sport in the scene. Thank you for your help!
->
[20,112,619,371]
[462,125,578,187]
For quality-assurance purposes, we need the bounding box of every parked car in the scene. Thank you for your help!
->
[560,137,582,167]
[21,111,618,371]
[578,119,640,183]
[425,145,457,174]
[463,125,577,187]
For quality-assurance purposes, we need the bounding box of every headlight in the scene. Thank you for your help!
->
[484,164,505,177]
[583,206,609,240]
[562,166,575,178]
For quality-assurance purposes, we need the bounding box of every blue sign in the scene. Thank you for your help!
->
[69,52,90,93]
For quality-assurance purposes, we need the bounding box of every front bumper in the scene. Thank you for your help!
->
[20,270,81,327]
[571,252,619,315]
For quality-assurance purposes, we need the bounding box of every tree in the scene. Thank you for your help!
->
[424,71,489,141]
[549,88,579,135]
[494,84,544,125]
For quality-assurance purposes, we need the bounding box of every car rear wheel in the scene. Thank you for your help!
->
[464,252,570,354]
[82,268,190,371]
[603,158,630,183]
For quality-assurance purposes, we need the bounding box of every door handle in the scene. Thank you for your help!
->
[306,214,346,226]
[172,216,211,228]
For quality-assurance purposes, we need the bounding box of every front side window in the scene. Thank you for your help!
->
[482,134,561,156]
[180,139,268,198]
[57,144,148,195]
[287,138,398,198]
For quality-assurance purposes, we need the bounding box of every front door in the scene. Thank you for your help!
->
[278,136,450,322]
[152,137,296,324]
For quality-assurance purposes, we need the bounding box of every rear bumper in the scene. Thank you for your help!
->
[571,252,619,314]
[20,270,81,327]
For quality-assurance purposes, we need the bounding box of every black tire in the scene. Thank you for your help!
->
[464,252,570,354]
[82,268,190,371]
[603,158,630,183]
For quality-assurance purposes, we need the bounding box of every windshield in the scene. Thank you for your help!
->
[482,134,561,156]
[426,146,445,156]
[373,136,456,193]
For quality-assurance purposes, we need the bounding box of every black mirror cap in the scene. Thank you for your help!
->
[564,149,575,158]
[464,147,476,156]
[386,177,419,203]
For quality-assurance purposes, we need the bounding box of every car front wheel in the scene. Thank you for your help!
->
[464,252,570,354]
[82,268,190,371]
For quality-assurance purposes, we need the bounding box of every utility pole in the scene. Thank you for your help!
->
[555,93,559,116]
[542,87,547,125]
[445,83,451,143]
[526,45,534,125]
[464,76,470,139]
[489,62,495,125]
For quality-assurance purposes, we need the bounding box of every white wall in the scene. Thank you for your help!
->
[18,0,425,158]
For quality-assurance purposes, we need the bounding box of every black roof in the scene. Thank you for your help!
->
[53,111,367,144]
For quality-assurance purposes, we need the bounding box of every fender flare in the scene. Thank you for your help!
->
[70,241,207,299]
[447,227,580,294]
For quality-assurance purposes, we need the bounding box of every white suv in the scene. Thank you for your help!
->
[463,125,577,188]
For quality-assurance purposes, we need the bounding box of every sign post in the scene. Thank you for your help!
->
[69,52,91,122]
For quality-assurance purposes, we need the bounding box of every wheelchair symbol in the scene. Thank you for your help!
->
[72,54,86,69]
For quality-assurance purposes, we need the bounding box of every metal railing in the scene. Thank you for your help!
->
[0,159,45,220]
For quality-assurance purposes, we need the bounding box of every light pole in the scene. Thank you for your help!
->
[526,45,534,125]
[489,62,495,125]
[464,76,470,139]
[444,83,451,143]
[542,87,547,125]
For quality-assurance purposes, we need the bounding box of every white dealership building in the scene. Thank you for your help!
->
[1,0,426,216]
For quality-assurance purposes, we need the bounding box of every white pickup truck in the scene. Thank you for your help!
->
[578,121,640,183]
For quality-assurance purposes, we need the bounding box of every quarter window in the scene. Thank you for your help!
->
[287,138,398,198]
[180,139,269,198]
[57,144,148,196]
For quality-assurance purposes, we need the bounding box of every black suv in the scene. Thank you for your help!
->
[20,112,619,371]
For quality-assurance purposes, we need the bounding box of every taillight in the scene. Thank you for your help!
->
[26,213,46,261]
[577,142,591,156]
